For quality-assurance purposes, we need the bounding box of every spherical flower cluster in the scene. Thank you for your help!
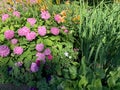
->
[36,43,44,52]
[2,14,9,21]
[30,62,39,72]
[13,11,20,18]
[36,52,45,61]
[0,45,10,57]
[44,48,51,55]
[11,38,18,44]
[50,27,60,35]
[54,14,62,23]
[38,26,47,36]
[35,43,53,66]
[4,30,14,40]
[13,46,23,55]
[47,54,53,60]
[41,10,51,20]
[18,26,30,36]
[26,31,36,41]
[27,18,36,26]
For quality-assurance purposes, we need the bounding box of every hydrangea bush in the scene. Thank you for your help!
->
[0,2,78,89]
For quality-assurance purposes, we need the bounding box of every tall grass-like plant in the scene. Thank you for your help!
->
[75,1,120,89]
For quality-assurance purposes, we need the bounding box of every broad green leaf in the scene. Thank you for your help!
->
[50,36,60,41]
[69,66,77,79]
[43,39,53,46]
[78,75,88,87]
[1,26,9,33]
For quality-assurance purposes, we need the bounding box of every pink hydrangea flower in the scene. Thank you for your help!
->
[4,30,14,40]
[13,46,23,55]
[36,52,45,60]
[47,54,53,60]
[54,14,62,23]
[11,38,18,44]
[30,62,39,72]
[27,18,36,26]
[41,10,51,20]
[18,26,30,36]
[2,14,9,21]
[35,43,44,52]
[64,29,69,33]
[38,26,46,36]
[0,45,10,57]
[50,27,60,35]
[26,31,36,41]
[44,48,51,55]
[13,11,20,18]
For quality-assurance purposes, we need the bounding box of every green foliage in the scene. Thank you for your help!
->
[0,0,120,90]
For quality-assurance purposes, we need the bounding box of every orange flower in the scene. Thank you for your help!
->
[60,16,66,23]
[72,15,80,21]
[16,0,22,3]
[7,8,14,12]
[40,5,48,11]
[36,0,42,4]
[7,0,14,5]
[60,10,66,17]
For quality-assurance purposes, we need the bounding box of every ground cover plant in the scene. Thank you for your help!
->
[0,0,120,90]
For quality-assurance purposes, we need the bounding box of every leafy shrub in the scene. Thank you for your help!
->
[0,1,120,90]
[0,2,78,89]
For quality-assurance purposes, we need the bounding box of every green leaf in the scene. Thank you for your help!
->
[69,66,77,79]
[107,77,116,87]
[1,26,9,33]
[78,75,88,87]
[50,36,60,41]
[0,34,5,41]
[62,69,70,79]
[92,79,102,90]
[43,39,53,46]
[10,25,14,30]
[81,56,87,75]
[25,22,31,28]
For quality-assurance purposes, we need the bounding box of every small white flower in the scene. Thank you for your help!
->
[69,56,72,59]
[64,52,69,57]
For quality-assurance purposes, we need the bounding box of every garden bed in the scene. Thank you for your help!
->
[0,0,120,90]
